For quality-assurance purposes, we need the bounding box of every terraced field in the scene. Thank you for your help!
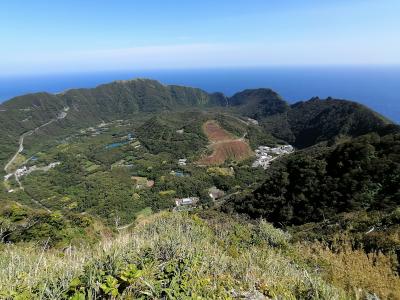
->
[198,120,253,165]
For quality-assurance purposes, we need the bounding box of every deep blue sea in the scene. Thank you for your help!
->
[0,67,399,123]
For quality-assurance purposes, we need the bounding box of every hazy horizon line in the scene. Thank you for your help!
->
[1,64,400,78]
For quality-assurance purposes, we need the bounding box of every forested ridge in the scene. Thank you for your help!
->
[0,79,391,168]
[230,130,400,225]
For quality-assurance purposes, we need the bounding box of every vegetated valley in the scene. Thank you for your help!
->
[0,79,399,299]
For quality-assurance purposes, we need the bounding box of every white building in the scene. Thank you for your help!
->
[247,118,259,125]
[175,197,199,207]
[178,158,187,166]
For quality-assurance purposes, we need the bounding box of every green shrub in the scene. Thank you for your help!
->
[255,220,291,248]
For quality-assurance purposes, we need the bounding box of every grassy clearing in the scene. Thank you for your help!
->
[296,242,400,299]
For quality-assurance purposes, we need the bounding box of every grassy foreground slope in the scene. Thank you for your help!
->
[1,211,399,299]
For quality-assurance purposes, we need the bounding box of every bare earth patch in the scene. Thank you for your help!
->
[202,120,233,142]
[198,120,253,165]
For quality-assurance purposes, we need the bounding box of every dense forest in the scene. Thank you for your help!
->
[229,131,400,225]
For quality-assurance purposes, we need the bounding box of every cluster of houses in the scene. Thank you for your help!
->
[252,145,294,169]
[4,161,61,193]
[14,162,61,178]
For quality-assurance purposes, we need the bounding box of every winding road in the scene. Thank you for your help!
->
[4,130,34,174]
[3,107,69,197]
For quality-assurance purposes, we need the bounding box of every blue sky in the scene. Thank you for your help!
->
[1,0,399,75]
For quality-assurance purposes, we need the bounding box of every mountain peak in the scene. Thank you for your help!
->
[228,88,288,118]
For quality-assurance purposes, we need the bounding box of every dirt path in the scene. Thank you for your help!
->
[116,222,135,231]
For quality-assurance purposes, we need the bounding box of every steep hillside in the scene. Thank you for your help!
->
[228,92,392,148]
[229,88,289,118]
[285,97,392,148]
[0,93,67,165]
[0,200,110,247]
[229,131,400,225]
[224,89,392,149]
[226,129,400,278]
[2,211,399,299]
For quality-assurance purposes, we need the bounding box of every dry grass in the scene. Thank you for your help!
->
[297,242,400,300]
[0,212,350,299]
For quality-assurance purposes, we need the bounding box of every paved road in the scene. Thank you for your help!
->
[3,107,69,201]
[4,107,69,174]
[4,130,33,173]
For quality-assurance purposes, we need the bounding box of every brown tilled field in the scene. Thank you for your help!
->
[203,120,233,142]
[198,120,253,165]
[198,140,253,165]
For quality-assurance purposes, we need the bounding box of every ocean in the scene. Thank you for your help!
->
[0,66,399,123]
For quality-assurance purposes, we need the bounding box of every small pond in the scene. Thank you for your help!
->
[105,141,130,149]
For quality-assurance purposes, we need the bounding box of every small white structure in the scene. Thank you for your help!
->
[48,162,61,169]
[175,197,199,207]
[247,118,259,125]
[176,129,184,134]
[178,158,187,166]
[4,174,13,180]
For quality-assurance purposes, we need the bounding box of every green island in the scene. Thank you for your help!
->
[0,79,399,299]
